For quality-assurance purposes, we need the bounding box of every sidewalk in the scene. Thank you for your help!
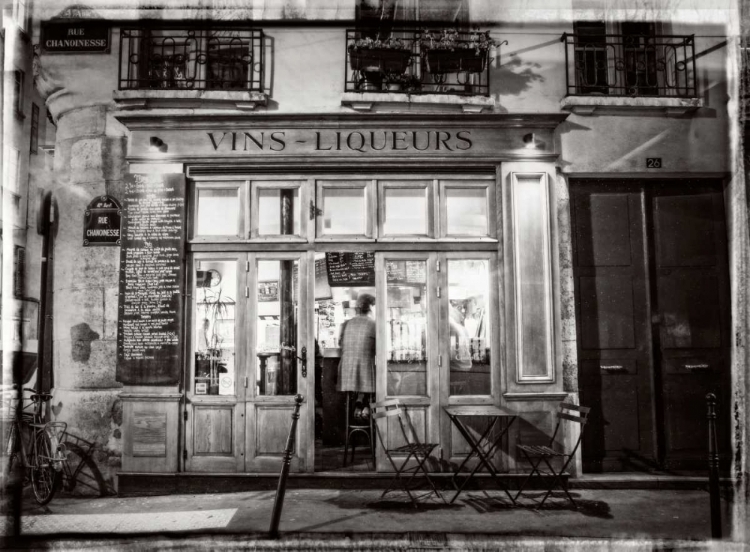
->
[1,487,739,550]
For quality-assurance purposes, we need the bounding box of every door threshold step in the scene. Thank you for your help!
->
[114,471,729,497]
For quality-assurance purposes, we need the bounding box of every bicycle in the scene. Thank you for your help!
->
[2,387,68,505]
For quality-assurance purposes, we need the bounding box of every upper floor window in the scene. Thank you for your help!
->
[13,70,25,115]
[5,148,21,194]
[564,21,697,98]
[119,27,264,91]
[13,0,30,33]
[30,103,39,154]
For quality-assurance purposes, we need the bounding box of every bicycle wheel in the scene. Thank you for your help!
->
[30,429,60,505]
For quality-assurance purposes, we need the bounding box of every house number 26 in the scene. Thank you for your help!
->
[646,158,662,168]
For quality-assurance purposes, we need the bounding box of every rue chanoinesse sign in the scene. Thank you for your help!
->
[130,126,552,157]
[41,22,110,54]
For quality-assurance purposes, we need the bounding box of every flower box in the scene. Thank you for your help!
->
[425,49,486,74]
[349,47,412,74]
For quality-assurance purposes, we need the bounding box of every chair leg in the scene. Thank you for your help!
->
[412,451,445,504]
[514,449,544,503]
[537,456,577,509]
[343,394,350,468]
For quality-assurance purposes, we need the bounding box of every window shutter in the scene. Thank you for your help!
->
[14,246,25,298]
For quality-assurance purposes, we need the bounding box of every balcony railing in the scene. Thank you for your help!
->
[561,32,696,98]
[345,30,495,96]
[119,27,264,91]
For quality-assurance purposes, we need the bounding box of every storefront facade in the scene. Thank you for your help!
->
[27,1,746,502]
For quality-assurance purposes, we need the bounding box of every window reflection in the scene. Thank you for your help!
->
[196,188,239,236]
[194,260,237,395]
[256,259,299,396]
[448,259,491,396]
[446,187,488,236]
[321,187,366,235]
[257,187,300,236]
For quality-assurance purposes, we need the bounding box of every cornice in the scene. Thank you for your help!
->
[114,112,570,131]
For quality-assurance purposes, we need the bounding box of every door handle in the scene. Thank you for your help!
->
[282,345,307,378]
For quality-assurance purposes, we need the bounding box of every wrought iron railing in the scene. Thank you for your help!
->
[345,29,498,96]
[561,32,697,97]
[119,27,264,91]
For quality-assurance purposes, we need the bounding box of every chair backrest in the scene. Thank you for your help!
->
[550,402,590,456]
[370,398,419,450]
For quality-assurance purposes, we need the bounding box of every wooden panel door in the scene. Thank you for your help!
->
[571,182,657,472]
[648,182,731,469]
[245,252,312,472]
[374,252,440,471]
[185,253,247,472]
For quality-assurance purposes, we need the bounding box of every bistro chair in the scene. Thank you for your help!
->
[370,398,445,508]
[343,392,375,468]
[514,402,590,509]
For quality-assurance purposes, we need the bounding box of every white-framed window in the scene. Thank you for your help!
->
[192,181,246,239]
[12,0,30,33]
[5,148,21,194]
[13,70,25,116]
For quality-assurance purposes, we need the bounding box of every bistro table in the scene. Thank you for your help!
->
[444,405,519,505]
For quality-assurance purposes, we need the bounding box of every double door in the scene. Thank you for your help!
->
[184,250,500,473]
[571,179,731,471]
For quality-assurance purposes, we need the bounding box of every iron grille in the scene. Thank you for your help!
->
[119,27,264,91]
[345,29,495,96]
[561,32,697,98]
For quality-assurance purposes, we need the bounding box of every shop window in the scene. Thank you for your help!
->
[440,181,493,237]
[379,181,433,237]
[193,259,237,396]
[251,182,302,238]
[256,259,299,396]
[317,180,374,238]
[194,184,243,238]
[386,258,428,396]
[448,259,491,396]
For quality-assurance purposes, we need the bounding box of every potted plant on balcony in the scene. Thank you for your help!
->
[384,72,423,92]
[348,36,413,91]
[419,29,497,75]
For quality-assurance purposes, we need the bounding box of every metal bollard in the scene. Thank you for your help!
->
[706,393,722,539]
[269,394,304,539]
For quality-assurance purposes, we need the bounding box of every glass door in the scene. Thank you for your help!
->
[185,252,312,472]
[374,252,440,471]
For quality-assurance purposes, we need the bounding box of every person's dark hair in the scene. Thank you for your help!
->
[356,293,375,314]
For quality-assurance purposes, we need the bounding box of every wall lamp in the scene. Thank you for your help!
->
[149,136,168,153]
[522,133,539,149]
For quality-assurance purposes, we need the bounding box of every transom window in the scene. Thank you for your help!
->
[191,175,495,241]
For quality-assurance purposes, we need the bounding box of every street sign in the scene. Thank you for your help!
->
[83,195,121,246]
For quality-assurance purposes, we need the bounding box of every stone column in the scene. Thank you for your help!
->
[47,103,128,493]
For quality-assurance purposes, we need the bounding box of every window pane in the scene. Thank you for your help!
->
[196,188,239,236]
[383,187,428,235]
[386,260,428,396]
[448,259,491,396]
[256,259,299,396]
[257,188,300,236]
[322,187,366,235]
[194,260,237,396]
[446,187,488,236]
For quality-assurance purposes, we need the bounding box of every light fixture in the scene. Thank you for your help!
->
[149,136,168,153]
[522,133,538,149]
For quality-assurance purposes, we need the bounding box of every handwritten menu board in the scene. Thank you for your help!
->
[326,252,375,287]
[116,173,186,385]
[315,257,333,299]
[386,260,426,284]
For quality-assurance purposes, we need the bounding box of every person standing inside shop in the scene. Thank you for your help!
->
[337,293,376,419]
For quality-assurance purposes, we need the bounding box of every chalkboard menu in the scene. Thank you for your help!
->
[116,173,186,385]
[326,252,375,287]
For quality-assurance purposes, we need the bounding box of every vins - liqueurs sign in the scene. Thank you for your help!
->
[83,195,121,246]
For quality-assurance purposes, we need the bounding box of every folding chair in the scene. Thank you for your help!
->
[370,399,445,509]
[514,402,590,509]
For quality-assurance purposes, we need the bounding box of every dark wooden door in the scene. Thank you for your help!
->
[648,182,731,469]
[571,181,657,472]
[572,179,731,472]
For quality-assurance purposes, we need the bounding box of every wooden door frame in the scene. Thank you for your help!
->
[244,251,312,472]
[184,252,248,473]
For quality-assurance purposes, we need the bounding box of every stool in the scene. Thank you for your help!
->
[343,392,375,468]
